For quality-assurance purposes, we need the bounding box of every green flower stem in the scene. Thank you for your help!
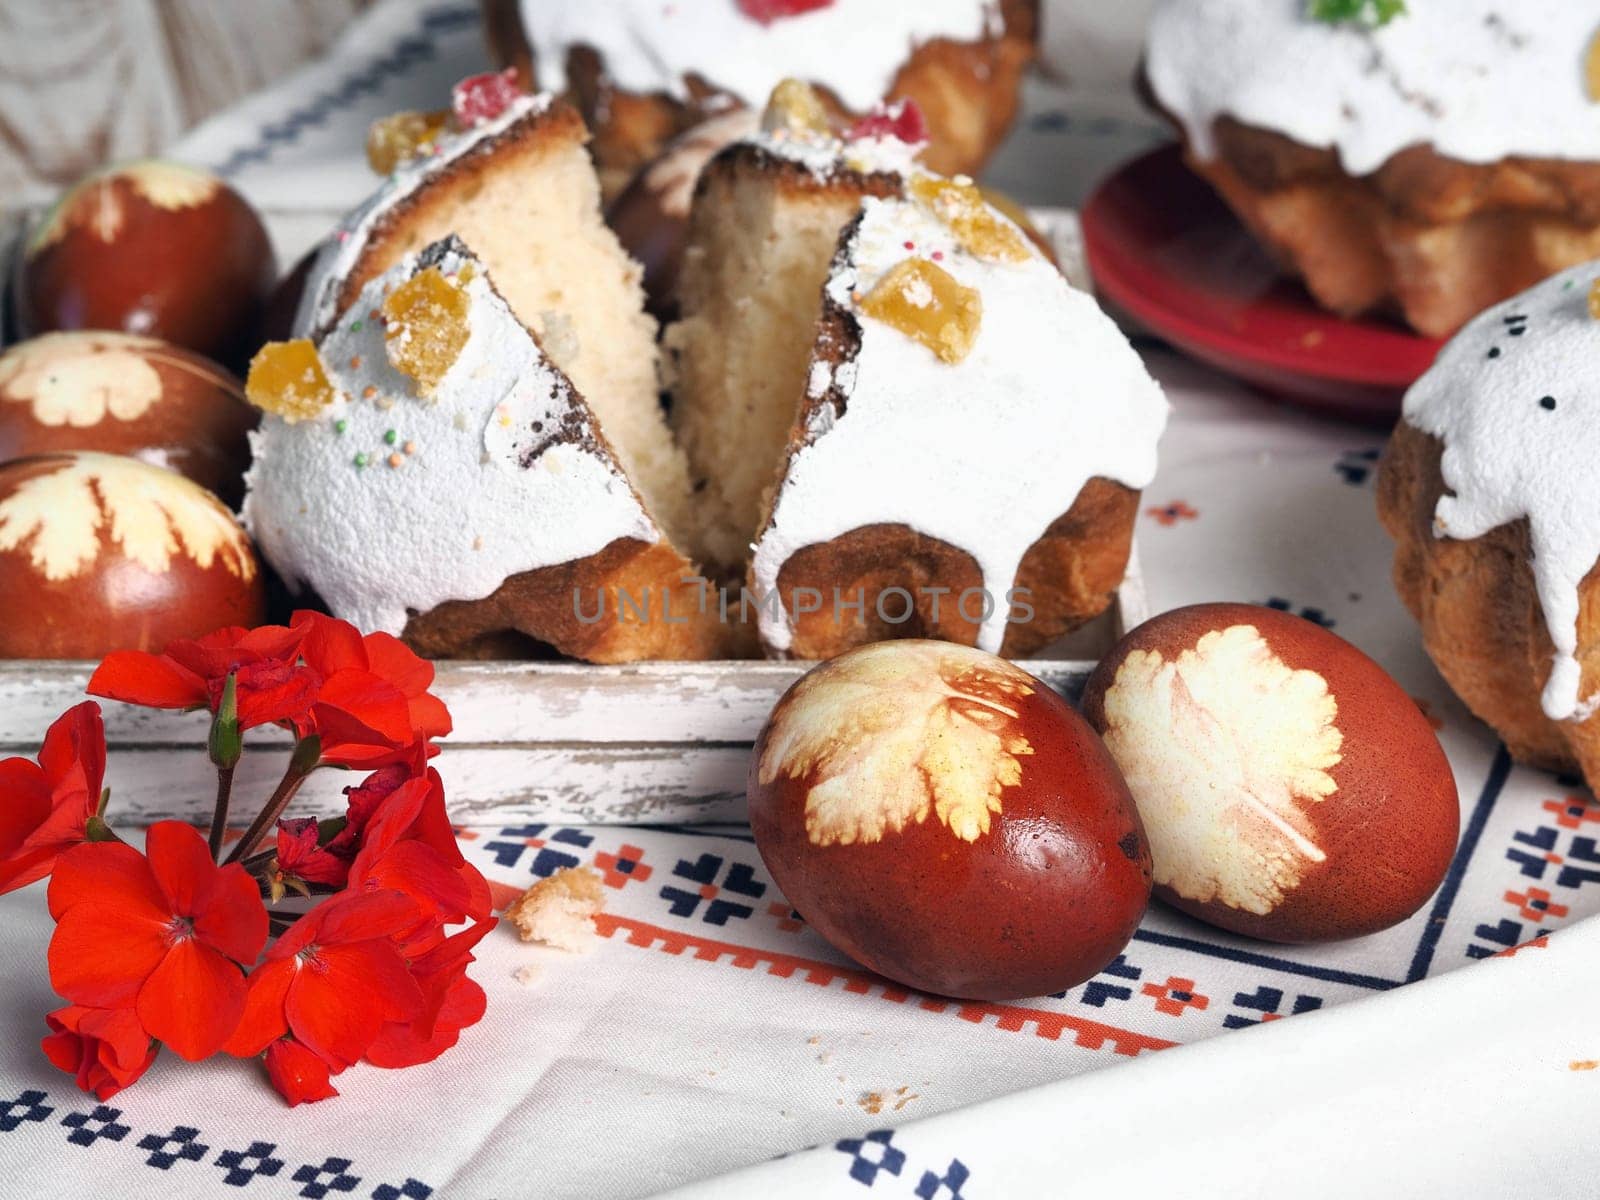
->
[224,735,322,866]
[208,766,235,862]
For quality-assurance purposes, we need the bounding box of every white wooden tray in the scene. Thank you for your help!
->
[0,204,1126,827]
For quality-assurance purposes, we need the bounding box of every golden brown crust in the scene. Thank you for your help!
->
[1163,107,1600,338]
[402,536,737,661]
[1377,419,1600,777]
[482,0,1039,199]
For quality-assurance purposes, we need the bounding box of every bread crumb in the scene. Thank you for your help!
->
[505,867,605,951]
[513,965,540,986]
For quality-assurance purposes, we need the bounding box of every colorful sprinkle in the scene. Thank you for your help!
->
[363,385,377,399]
[931,250,945,262]
[387,453,405,469]
[350,319,364,332]
[333,419,349,435]
[350,355,363,369]
[403,440,418,456]
[353,452,370,469]
[384,429,399,446]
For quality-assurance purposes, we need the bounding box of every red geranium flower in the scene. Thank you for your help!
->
[47,822,268,1061]
[292,613,452,769]
[224,891,423,1072]
[89,624,317,731]
[366,916,494,1068]
[263,1038,340,1107]
[344,768,492,934]
[273,818,350,890]
[0,702,105,895]
[41,1004,158,1100]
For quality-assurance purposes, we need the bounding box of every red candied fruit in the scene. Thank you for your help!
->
[452,69,523,127]
[847,100,929,146]
[737,0,835,26]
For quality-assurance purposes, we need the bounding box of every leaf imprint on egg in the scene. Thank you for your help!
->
[1101,624,1342,914]
[757,641,1035,847]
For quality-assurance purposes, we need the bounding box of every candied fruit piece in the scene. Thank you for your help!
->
[762,78,832,136]
[246,340,338,423]
[452,68,522,127]
[367,109,451,174]
[910,175,1030,264]
[1589,31,1600,102]
[1589,277,1600,321]
[857,258,982,365]
[847,99,928,146]
[382,266,473,396]
[738,0,834,25]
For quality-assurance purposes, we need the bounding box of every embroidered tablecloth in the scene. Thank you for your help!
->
[1,3,1596,1197]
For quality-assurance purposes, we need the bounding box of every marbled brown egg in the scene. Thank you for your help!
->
[15,161,276,367]
[0,451,265,658]
[749,639,1151,1001]
[0,332,256,506]
[1080,603,1459,944]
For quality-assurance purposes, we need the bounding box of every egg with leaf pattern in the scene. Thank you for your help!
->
[748,639,1151,1001]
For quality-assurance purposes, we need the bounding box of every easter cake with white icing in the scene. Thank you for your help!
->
[1379,263,1600,789]
[245,238,726,662]
[480,0,1038,199]
[295,75,699,560]
[749,184,1168,659]
[1145,0,1600,338]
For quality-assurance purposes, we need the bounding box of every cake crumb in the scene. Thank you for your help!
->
[513,964,540,986]
[858,1092,885,1115]
[505,867,605,951]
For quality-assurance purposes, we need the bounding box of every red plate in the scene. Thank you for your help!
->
[1081,144,1443,424]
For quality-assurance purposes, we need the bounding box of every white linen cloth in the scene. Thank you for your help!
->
[0,2,1597,1197]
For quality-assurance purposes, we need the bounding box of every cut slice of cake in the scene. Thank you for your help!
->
[245,237,726,662]
[664,85,920,574]
[749,181,1168,658]
[295,78,699,560]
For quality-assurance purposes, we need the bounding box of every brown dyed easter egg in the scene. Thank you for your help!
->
[748,639,1151,1001]
[15,161,276,367]
[1080,603,1459,944]
[0,332,256,506]
[0,451,265,658]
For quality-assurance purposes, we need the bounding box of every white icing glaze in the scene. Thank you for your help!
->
[747,118,925,181]
[518,0,998,112]
[1404,262,1600,722]
[246,241,657,637]
[752,196,1168,654]
[293,94,554,336]
[1146,0,1600,176]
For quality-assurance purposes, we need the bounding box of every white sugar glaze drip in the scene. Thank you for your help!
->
[518,0,997,112]
[245,243,656,637]
[751,196,1169,655]
[1404,261,1600,722]
[292,94,554,336]
[1146,0,1600,176]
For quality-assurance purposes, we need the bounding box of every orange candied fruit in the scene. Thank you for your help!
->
[245,340,337,422]
[857,258,983,364]
[366,108,452,174]
[762,78,832,137]
[910,175,1030,264]
[382,264,476,396]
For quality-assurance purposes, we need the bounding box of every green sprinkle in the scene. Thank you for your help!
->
[354,452,370,469]
[334,419,349,435]
[1308,0,1405,26]
[350,319,364,332]
[384,429,399,446]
